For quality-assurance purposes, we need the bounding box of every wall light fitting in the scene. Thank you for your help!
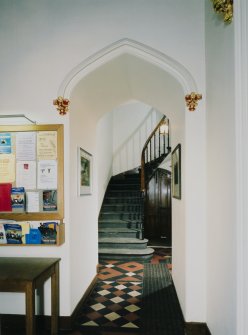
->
[159,120,169,135]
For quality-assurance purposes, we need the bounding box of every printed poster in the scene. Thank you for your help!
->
[26,191,40,213]
[16,132,36,161]
[37,160,57,189]
[37,131,57,160]
[16,161,36,189]
[0,154,15,182]
[0,133,11,154]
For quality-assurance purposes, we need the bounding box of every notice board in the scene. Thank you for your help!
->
[0,124,64,221]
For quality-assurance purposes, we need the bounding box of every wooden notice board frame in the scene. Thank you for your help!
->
[0,124,64,221]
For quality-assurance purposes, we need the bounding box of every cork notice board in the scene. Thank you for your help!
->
[0,124,64,221]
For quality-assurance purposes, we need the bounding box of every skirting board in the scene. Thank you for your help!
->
[0,273,98,332]
[185,322,211,335]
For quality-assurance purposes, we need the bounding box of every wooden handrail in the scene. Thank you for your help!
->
[140,115,168,192]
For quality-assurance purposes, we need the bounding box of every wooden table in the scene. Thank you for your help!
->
[0,257,60,335]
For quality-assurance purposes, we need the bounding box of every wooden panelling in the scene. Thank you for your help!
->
[145,168,171,241]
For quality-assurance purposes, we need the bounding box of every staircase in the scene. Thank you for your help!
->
[98,115,171,263]
[98,170,154,262]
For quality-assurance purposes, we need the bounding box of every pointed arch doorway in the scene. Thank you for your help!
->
[60,38,205,320]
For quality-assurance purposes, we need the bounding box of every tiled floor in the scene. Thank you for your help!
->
[75,260,145,333]
[97,261,144,282]
[75,251,172,334]
[151,247,172,271]
[75,280,142,329]
[1,249,173,335]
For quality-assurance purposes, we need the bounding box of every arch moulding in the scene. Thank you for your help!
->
[57,38,198,99]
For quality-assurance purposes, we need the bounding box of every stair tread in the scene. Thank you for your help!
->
[110,184,140,186]
[99,237,148,243]
[105,196,141,199]
[103,202,141,205]
[98,247,154,255]
[99,219,141,223]
[101,211,140,214]
[98,227,138,232]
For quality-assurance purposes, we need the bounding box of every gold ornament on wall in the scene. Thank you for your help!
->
[211,0,233,23]
[185,92,202,112]
[53,96,70,115]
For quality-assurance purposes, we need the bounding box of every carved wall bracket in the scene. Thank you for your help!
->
[53,96,70,115]
[211,0,233,23]
[185,92,202,112]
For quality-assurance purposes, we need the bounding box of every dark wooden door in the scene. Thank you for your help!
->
[145,168,171,244]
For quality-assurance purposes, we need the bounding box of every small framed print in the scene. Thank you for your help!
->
[78,147,93,196]
[171,144,181,199]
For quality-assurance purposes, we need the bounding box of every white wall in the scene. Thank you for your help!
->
[113,102,162,175]
[96,111,113,210]
[0,0,206,321]
[205,1,236,334]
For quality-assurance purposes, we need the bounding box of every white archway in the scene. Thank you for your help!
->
[58,38,198,99]
[67,39,206,323]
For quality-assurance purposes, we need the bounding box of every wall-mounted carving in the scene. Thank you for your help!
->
[211,0,233,23]
[185,92,202,112]
[53,96,70,115]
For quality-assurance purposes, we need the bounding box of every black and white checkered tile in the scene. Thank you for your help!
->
[76,280,142,329]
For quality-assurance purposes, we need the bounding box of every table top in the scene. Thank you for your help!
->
[0,257,60,281]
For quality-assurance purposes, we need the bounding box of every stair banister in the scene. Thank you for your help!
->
[141,115,167,192]
[140,115,170,240]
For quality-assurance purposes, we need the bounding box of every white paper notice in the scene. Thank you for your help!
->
[37,131,57,160]
[26,192,40,212]
[16,161,36,189]
[37,160,57,189]
[16,132,36,161]
[0,154,15,182]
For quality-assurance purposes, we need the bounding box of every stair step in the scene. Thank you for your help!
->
[112,173,140,183]
[98,247,154,262]
[104,197,141,204]
[107,190,140,195]
[98,227,139,238]
[99,212,142,220]
[101,204,142,211]
[108,183,140,190]
[99,237,148,249]
[99,219,141,229]
[106,193,141,199]
[98,171,152,262]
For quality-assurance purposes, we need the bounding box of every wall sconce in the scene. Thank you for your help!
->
[185,92,202,112]
[211,0,233,23]
[159,120,169,135]
[53,96,70,115]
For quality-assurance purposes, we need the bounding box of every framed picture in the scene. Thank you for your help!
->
[171,144,181,199]
[78,147,93,195]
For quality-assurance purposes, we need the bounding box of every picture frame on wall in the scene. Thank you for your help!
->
[78,147,93,196]
[171,144,181,199]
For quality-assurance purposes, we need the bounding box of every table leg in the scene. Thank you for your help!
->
[25,282,35,335]
[51,262,59,334]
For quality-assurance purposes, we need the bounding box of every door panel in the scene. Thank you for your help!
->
[145,168,171,244]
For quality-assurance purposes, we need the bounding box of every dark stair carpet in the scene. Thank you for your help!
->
[141,263,185,335]
[98,172,154,262]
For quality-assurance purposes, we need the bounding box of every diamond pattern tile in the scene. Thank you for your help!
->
[75,256,173,334]
[98,261,144,282]
[75,278,143,330]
